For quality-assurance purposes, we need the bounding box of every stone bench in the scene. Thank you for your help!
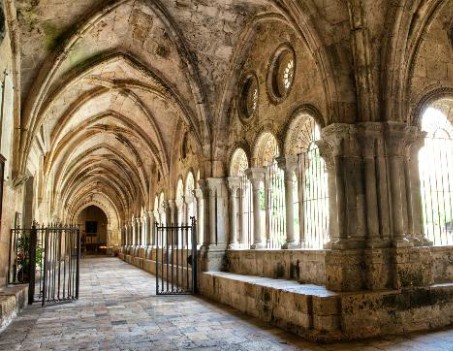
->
[200,271,453,342]
[0,284,28,332]
[200,271,342,342]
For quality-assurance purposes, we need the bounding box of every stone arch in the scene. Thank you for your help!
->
[412,87,453,126]
[229,148,249,177]
[284,106,324,156]
[253,132,280,167]
[384,0,452,122]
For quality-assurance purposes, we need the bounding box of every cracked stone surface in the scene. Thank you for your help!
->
[1,257,453,350]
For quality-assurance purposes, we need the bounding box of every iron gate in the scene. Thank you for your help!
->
[8,223,80,305]
[155,217,197,295]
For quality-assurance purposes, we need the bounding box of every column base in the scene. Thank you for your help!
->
[250,243,266,249]
[198,246,227,271]
[392,236,414,248]
[282,241,300,249]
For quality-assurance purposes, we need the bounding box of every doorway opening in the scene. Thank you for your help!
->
[78,205,108,255]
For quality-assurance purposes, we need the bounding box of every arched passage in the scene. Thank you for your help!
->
[77,205,109,254]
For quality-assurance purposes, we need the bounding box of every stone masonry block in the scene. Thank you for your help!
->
[313,296,339,316]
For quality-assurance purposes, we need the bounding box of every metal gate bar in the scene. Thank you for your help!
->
[155,217,197,295]
[8,223,80,305]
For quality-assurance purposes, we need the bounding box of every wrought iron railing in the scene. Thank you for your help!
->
[420,136,453,246]
[9,223,80,305]
[154,217,197,295]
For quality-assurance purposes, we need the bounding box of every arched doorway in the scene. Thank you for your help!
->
[78,205,108,254]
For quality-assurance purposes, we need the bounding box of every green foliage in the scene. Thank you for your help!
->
[16,234,43,282]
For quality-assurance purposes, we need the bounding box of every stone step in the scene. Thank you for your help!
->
[200,271,342,342]
[200,271,453,342]
[0,284,28,332]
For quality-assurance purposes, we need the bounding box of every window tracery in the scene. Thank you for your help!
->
[239,74,259,121]
[268,45,296,103]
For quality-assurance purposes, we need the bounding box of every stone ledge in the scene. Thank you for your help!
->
[200,271,453,342]
[0,284,28,332]
[200,271,342,343]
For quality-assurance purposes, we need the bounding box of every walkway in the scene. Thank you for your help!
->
[1,257,453,351]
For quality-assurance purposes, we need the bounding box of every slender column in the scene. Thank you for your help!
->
[297,155,306,246]
[130,219,136,246]
[246,168,266,249]
[148,210,155,246]
[194,188,205,247]
[227,177,240,249]
[264,171,272,247]
[385,123,415,246]
[205,178,228,248]
[407,132,429,245]
[277,156,299,249]
[143,212,149,246]
[167,200,176,225]
[239,181,250,247]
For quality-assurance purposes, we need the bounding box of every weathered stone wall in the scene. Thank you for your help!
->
[0,1,20,288]
[225,250,326,285]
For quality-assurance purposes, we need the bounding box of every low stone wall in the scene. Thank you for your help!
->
[200,271,453,342]
[0,284,28,332]
[225,250,327,285]
[431,246,453,283]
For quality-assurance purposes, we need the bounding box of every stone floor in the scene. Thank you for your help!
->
[1,258,453,351]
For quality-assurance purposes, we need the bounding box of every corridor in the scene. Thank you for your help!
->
[1,258,453,351]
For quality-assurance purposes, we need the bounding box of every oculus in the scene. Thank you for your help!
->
[268,45,296,103]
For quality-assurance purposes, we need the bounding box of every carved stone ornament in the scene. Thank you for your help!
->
[239,73,259,121]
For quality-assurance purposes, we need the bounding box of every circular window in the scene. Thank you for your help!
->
[240,74,259,120]
[268,45,296,103]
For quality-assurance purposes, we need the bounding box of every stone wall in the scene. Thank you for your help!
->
[0,2,19,288]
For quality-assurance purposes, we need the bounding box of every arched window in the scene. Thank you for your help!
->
[285,114,329,249]
[253,132,286,248]
[230,148,251,248]
[419,102,453,246]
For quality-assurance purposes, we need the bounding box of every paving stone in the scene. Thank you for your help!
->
[0,257,453,350]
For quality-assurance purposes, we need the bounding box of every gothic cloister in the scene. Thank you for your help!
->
[1,0,453,349]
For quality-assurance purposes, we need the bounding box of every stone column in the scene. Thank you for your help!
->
[318,124,365,249]
[206,178,228,248]
[135,216,142,246]
[239,181,250,247]
[277,155,299,249]
[130,218,136,246]
[148,210,155,246]
[194,188,205,247]
[407,131,429,245]
[227,177,240,249]
[246,168,266,249]
[167,200,176,225]
[143,212,149,246]
[384,123,417,247]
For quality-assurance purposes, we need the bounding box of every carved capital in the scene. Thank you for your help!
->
[226,176,241,193]
[193,188,204,200]
[276,155,299,173]
[245,167,265,187]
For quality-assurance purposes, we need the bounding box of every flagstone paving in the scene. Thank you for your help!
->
[1,257,453,350]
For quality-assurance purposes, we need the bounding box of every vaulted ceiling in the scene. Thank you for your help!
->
[13,0,452,223]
